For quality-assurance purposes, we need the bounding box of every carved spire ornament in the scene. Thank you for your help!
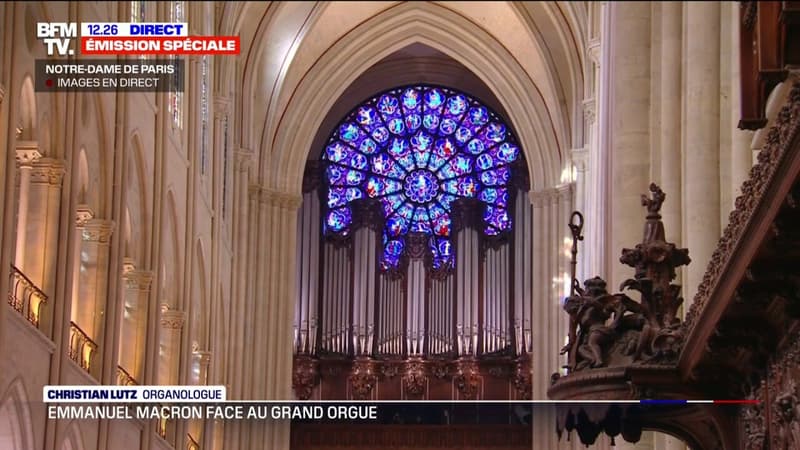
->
[549,183,694,447]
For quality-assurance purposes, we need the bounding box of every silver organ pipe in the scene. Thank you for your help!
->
[293,192,320,354]
[351,227,376,355]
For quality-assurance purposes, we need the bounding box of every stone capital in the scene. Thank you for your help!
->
[582,98,596,124]
[571,148,589,171]
[193,350,212,366]
[235,148,254,172]
[82,219,115,243]
[30,158,66,186]
[587,39,601,65]
[556,182,574,200]
[529,190,552,208]
[16,143,42,166]
[161,309,186,329]
[214,96,231,116]
[76,204,95,227]
[124,269,154,291]
[122,257,137,274]
[259,187,302,209]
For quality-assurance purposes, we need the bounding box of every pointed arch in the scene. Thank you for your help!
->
[58,421,86,450]
[160,190,181,308]
[0,378,34,450]
[262,2,563,194]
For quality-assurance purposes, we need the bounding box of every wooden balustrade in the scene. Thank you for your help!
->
[7,264,47,328]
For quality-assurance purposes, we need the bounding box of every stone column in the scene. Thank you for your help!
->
[13,144,41,270]
[223,149,252,450]
[121,267,153,383]
[244,186,301,449]
[530,191,548,401]
[682,2,721,304]
[659,2,682,246]
[608,2,651,288]
[729,3,755,207]
[160,307,186,385]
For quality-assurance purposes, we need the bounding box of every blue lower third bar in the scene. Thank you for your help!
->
[639,399,687,405]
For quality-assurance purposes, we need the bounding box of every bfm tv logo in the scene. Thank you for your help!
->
[37,22,77,56]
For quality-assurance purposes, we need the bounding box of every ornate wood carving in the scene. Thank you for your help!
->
[292,355,319,400]
[349,357,377,400]
[453,357,480,400]
[402,357,426,397]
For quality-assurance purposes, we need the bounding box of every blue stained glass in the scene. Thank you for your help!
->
[397,203,415,221]
[434,138,457,158]
[395,153,417,173]
[345,188,363,202]
[386,215,408,237]
[372,127,390,143]
[326,208,351,232]
[446,95,468,116]
[484,205,511,230]
[402,88,421,110]
[349,153,368,170]
[438,194,457,209]
[439,118,458,135]
[359,138,378,154]
[497,142,519,162]
[466,138,485,155]
[388,138,410,157]
[388,118,405,135]
[405,170,439,203]
[386,239,404,255]
[356,106,379,126]
[326,142,350,163]
[476,153,495,171]
[327,189,347,208]
[455,127,473,143]
[326,165,345,185]
[432,214,451,237]
[479,167,510,186]
[405,114,422,131]
[423,113,440,130]
[323,85,520,271]
[426,153,448,172]
[456,176,477,197]
[378,95,400,115]
[424,89,445,109]
[467,106,489,126]
[340,123,361,142]
[381,194,405,214]
[345,170,364,185]
[484,122,507,142]
[479,188,508,207]
[410,131,433,151]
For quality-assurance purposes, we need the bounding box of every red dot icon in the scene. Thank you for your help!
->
[45,79,53,87]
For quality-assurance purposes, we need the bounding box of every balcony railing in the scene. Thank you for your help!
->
[69,321,97,372]
[116,366,138,386]
[7,264,47,328]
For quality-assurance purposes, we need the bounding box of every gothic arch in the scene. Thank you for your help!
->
[58,421,86,450]
[261,2,564,194]
[0,378,35,450]
[191,239,209,351]
[125,133,149,265]
[17,76,36,141]
[160,190,181,308]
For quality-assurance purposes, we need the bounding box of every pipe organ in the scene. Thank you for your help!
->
[292,181,536,400]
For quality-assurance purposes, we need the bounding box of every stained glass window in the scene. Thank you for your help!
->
[323,86,520,271]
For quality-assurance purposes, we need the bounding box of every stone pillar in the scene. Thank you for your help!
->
[245,186,301,449]
[571,148,588,282]
[14,144,41,270]
[530,191,548,401]
[659,2,682,246]
[160,307,186,385]
[223,149,252,450]
[682,2,721,304]
[121,267,153,383]
[608,2,651,288]
[729,2,755,207]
